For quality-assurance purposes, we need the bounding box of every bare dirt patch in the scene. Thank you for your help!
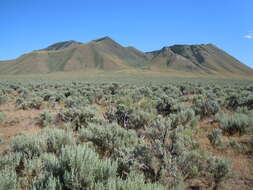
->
[0,103,42,153]
[196,118,253,190]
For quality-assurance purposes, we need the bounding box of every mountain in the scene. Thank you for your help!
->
[0,37,252,76]
[147,44,253,75]
[0,37,148,74]
[40,40,82,51]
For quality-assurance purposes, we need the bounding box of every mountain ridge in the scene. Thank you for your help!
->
[0,37,252,76]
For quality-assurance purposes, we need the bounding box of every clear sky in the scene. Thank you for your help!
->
[1,0,252,68]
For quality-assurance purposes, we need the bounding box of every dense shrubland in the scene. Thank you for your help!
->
[0,79,252,190]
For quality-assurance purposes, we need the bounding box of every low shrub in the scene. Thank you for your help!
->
[60,145,118,189]
[193,99,220,118]
[207,157,230,190]
[94,172,166,190]
[170,108,195,128]
[146,116,172,143]
[0,167,19,190]
[39,110,54,127]
[106,104,153,129]
[207,128,224,147]
[57,106,98,130]
[156,97,177,116]
[11,134,47,159]
[79,123,138,156]
[0,111,6,124]
[0,95,8,105]
[17,97,43,110]
[216,112,253,135]
[41,128,76,154]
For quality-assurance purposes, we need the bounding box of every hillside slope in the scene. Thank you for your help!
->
[147,44,253,75]
[0,37,148,74]
[0,37,252,76]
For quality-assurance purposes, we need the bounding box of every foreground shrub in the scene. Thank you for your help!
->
[11,134,47,159]
[79,123,138,156]
[0,167,19,190]
[41,128,76,154]
[94,172,166,190]
[208,157,230,190]
[33,145,118,190]
[11,128,76,158]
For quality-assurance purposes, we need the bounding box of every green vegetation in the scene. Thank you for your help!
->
[0,112,6,124]
[216,112,253,135]
[0,76,253,190]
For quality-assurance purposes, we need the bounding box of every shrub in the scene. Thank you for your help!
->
[17,97,43,110]
[41,128,76,154]
[31,145,118,189]
[226,95,253,111]
[31,174,61,190]
[216,112,253,135]
[0,95,8,105]
[208,157,230,190]
[63,96,89,108]
[193,99,220,118]
[177,151,202,178]
[156,97,177,116]
[207,128,223,147]
[170,108,195,128]
[0,167,19,190]
[106,104,153,129]
[11,134,47,159]
[39,110,54,127]
[146,116,172,143]
[57,106,98,130]
[79,123,138,156]
[94,172,166,190]
[0,152,22,171]
[0,111,6,124]
[57,145,118,189]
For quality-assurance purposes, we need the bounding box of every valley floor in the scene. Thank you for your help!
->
[0,75,252,190]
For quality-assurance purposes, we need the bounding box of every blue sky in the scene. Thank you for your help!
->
[1,0,252,68]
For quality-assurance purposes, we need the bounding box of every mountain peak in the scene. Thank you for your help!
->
[40,40,82,51]
[92,36,113,43]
